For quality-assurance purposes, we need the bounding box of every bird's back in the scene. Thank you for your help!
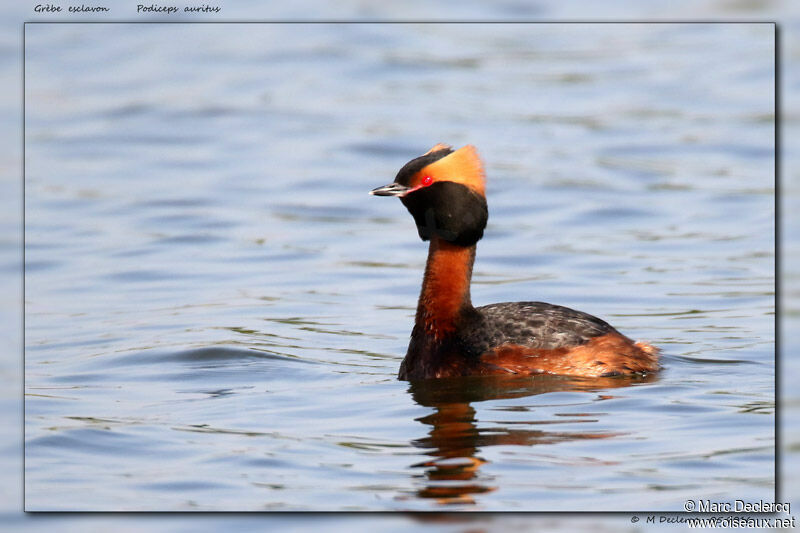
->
[465,301,616,353]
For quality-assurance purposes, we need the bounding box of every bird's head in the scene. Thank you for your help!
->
[370,144,488,247]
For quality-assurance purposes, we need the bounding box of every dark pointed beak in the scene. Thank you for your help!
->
[369,182,411,197]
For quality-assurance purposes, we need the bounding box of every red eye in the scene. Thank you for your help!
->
[421,175,433,187]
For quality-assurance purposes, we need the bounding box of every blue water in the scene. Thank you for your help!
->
[23,22,774,511]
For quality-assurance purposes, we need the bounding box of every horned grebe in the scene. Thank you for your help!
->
[371,144,659,380]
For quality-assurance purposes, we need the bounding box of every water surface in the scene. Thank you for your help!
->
[24,22,774,511]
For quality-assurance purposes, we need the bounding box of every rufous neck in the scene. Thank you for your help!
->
[416,237,476,337]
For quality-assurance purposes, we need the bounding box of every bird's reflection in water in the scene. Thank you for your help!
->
[406,373,657,505]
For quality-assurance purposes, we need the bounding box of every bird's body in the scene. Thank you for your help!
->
[371,144,659,381]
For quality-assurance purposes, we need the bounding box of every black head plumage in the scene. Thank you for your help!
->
[400,181,488,247]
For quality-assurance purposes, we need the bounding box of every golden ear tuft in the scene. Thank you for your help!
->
[423,143,453,155]
[426,145,486,195]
